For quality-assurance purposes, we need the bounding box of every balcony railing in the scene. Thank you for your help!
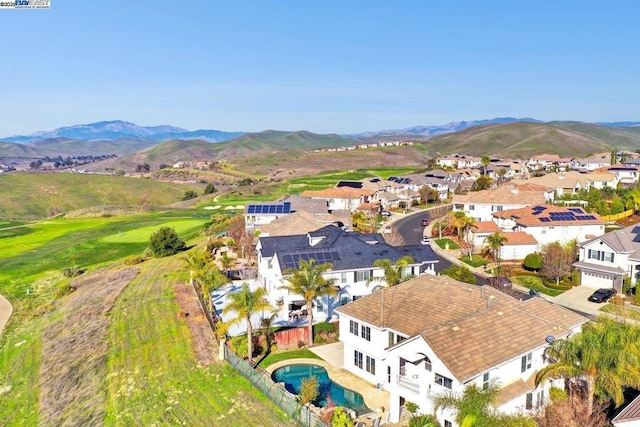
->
[397,374,420,393]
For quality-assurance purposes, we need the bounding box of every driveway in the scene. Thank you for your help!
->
[546,286,607,317]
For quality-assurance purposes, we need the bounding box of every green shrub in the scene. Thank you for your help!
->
[441,265,476,284]
[549,386,568,403]
[62,265,85,278]
[460,255,489,268]
[314,322,337,335]
[523,253,543,271]
[148,227,186,258]
[331,408,353,427]
[182,190,198,201]
[123,255,144,266]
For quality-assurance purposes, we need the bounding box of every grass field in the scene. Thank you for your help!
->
[0,172,201,219]
[0,211,294,425]
[105,257,292,426]
[257,349,323,369]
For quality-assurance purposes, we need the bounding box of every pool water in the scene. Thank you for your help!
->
[271,364,372,415]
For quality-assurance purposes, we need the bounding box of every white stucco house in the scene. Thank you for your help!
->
[452,185,548,222]
[300,187,377,212]
[335,275,588,426]
[256,225,439,325]
[574,224,640,292]
[492,204,605,250]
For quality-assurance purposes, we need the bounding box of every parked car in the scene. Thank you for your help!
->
[588,288,615,303]
[380,210,392,217]
[421,218,429,226]
[420,237,430,245]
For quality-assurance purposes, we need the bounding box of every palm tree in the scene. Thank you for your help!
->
[451,211,476,258]
[223,283,273,362]
[536,317,640,415]
[181,250,210,283]
[484,232,508,273]
[198,269,231,313]
[435,381,535,427]
[281,258,337,346]
[368,256,415,288]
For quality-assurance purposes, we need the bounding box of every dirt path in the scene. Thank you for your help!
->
[174,283,220,366]
[0,294,12,336]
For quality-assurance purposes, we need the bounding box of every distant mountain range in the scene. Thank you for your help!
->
[350,117,640,138]
[0,120,244,144]
[3,118,640,145]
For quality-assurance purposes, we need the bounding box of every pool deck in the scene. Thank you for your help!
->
[266,356,390,418]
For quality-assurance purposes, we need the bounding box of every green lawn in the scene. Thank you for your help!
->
[102,219,205,243]
[460,255,490,268]
[511,276,566,297]
[257,349,323,369]
[434,238,460,249]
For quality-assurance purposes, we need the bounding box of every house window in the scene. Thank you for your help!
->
[537,389,545,407]
[354,350,363,369]
[366,356,376,375]
[444,421,453,427]
[316,299,324,313]
[604,252,614,262]
[469,205,475,211]
[361,325,371,341]
[356,270,372,282]
[350,320,359,335]
[267,259,273,269]
[435,373,453,389]
[340,295,350,306]
[424,356,432,372]
[491,205,503,212]
[341,272,348,284]
[483,372,490,390]
[521,352,532,372]
[525,393,533,410]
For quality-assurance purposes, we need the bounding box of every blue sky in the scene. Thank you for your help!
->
[1,0,639,135]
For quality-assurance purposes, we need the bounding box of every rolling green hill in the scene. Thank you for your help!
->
[0,142,42,158]
[93,130,361,171]
[421,122,640,158]
[0,172,200,219]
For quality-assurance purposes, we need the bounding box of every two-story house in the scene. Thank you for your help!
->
[336,275,588,425]
[452,185,548,222]
[492,204,605,250]
[570,153,610,172]
[300,187,377,212]
[574,224,640,292]
[256,225,439,325]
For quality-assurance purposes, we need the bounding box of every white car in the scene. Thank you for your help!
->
[420,237,430,245]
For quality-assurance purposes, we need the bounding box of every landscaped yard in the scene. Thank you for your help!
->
[258,349,323,369]
[511,276,568,297]
[460,255,490,268]
[434,238,460,250]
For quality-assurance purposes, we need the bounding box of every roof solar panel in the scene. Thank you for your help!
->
[568,208,584,213]
[247,206,255,214]
[540,217,551,222]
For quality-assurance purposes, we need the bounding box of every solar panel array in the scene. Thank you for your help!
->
[538,211,597,222]
[532,206,547,215]
[281,251,340,270]
[389,176,410,184]
[568,207,585,213]
[246,202,292,215]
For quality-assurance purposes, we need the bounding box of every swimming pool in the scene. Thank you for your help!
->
[271,363,372,415]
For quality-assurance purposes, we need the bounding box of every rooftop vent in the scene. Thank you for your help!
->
[452,326,460,332]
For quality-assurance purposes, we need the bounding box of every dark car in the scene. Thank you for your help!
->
[421,218,429,226]
[588,288,615,303]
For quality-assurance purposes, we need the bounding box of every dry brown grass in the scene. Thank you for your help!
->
[38,267,139,426]
[173,283,219,367]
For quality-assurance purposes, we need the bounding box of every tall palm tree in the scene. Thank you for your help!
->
[368,256,415,288]
[198,269,231,313]
[281,258,337,346]
[223,283,273,362]
[536,318,640,415]
[181,250,210,283]
[435,381,536,427]
[484,232,508,273]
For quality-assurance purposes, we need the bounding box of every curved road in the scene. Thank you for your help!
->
[394,208,488,285]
